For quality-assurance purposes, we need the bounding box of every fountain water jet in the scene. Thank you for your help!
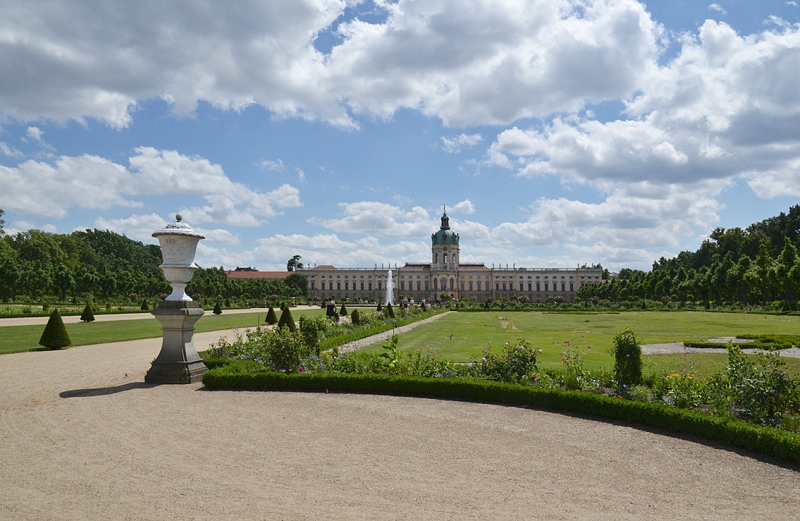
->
[385,269,395,305]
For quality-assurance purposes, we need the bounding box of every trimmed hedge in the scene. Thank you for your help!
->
[203,367,800,464]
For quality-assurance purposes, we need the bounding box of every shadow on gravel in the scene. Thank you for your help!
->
[59,382,157,398]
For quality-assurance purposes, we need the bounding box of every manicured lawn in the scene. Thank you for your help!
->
[359,311,800,378]
[0,308,325,355]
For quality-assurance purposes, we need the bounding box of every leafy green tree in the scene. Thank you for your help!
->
[285,272,308,296]
[286,254,303,272]
[39,309,71,350]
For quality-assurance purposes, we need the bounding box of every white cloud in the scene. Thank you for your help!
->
[0,141,23,158]
[451,199,475,214]
[295,167,306,182]
[26,126,44,143]
[310,201,435,237]
[708,3,727,15]
[258,159,286,172]
[0,147,302,223]
[485,20,800,198]
[441,133,482,153]
[95,213,167,241]
[0,0,662,128]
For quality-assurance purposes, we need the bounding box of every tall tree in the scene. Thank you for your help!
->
[286,254,303,272]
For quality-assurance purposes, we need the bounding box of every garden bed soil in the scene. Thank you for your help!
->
[1,329,798,520]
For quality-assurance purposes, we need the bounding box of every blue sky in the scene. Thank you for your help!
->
[1,0,800,271]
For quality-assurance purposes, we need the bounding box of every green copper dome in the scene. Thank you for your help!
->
[431,209,459,246]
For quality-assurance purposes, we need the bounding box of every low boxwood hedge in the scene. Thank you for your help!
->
[202,365,800,464]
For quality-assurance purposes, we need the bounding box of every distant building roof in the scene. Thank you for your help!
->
[226,270,292,280]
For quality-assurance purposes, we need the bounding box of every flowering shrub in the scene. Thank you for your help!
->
[707,345,798,426]
[560,341,586,390]
[652,372,706,409]
[478,339,540,384]
[207,325,309,373]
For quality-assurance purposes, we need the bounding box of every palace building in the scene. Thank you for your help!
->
[293,209,602,303]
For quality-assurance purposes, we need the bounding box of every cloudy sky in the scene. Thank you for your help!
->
[1,0,799,271]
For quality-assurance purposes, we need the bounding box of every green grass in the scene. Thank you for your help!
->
[0,308,325,355]
[358,311,800,378]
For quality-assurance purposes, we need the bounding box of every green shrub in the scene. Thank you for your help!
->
[213,302,222,315]
[385,302,395,318]
[39,309,71,350]
[277,307,296,332]
[420,301,427,311]
[479,339,540,384]
[708,345,798,426]
[612,327,642,386]
[340,303,348,316]
[299,315,326,354]
[265,306,278,325]
[141,299,149,311]
[376,302,383,312]
[560,343,585,390]
[350,308,361,325]
[80,304,95,323]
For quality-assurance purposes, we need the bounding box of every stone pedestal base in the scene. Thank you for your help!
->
[145,301,207,384]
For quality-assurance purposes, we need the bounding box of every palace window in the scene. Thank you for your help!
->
[570,283,574,292]
[527,283,531,291]
[417,281,421,290]
[460,282,464,290]
[450,278,454,290]
[544,283,549,291]
[337,283,341,290]
[477,281,482,291]
[345,282,348,290]
[469,281,473,291]
[536,283,540,291]
[369,282,372,290]
[561,283,565,292]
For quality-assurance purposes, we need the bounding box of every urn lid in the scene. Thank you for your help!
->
[152,214,205,239]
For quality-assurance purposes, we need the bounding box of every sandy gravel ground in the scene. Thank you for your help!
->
[1,331,799,520]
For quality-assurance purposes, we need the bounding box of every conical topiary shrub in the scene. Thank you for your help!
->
[141,299,149,311]
[340,303,348,316]
[213,302,222,315]
[39,309,71,350]
[385,302,395,318]
[350,309,360,325]
[420,301,427,312]
[265,306,278,325]
[377,302,383,312]
[80,304,95,323]
[277,307,297,332]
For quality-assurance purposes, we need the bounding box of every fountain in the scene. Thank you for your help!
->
[385,269,395,305]
[145,214,208,384]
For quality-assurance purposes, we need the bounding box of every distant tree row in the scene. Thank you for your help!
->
[579,206,800,308]
[0,210,307,303]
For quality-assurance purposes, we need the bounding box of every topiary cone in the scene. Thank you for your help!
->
[80,304,95,323]
[141,299,149,311]
[350,308,360,325]
[340,303,348,316]
[213,302,222,315]
[376,302,383,312]
[386,302,395,318]
[277,307,296,332]
[265,306,278,325]
[39,309,71,350]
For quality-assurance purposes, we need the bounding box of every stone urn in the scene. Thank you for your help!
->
[152,215,205,301]
[145,214,208,384]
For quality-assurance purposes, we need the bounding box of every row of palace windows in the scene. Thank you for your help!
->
[313,281,383,291]
[313,280,579,293]
[433,253,458,264]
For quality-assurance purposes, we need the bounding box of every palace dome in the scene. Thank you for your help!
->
[431,210,459,246]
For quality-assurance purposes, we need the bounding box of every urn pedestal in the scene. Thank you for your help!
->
[145,301,206,384]
[146,215,207,384]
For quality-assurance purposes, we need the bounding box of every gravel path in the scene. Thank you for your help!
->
[336,311,453,353]
[0,306,321,327]
[642,339,800,358]
[0,325,798,519]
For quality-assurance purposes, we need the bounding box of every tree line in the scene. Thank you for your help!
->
[578,205,800,308]
[0,209,307,303]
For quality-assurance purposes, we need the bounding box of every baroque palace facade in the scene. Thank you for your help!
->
[294,210,603,304]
